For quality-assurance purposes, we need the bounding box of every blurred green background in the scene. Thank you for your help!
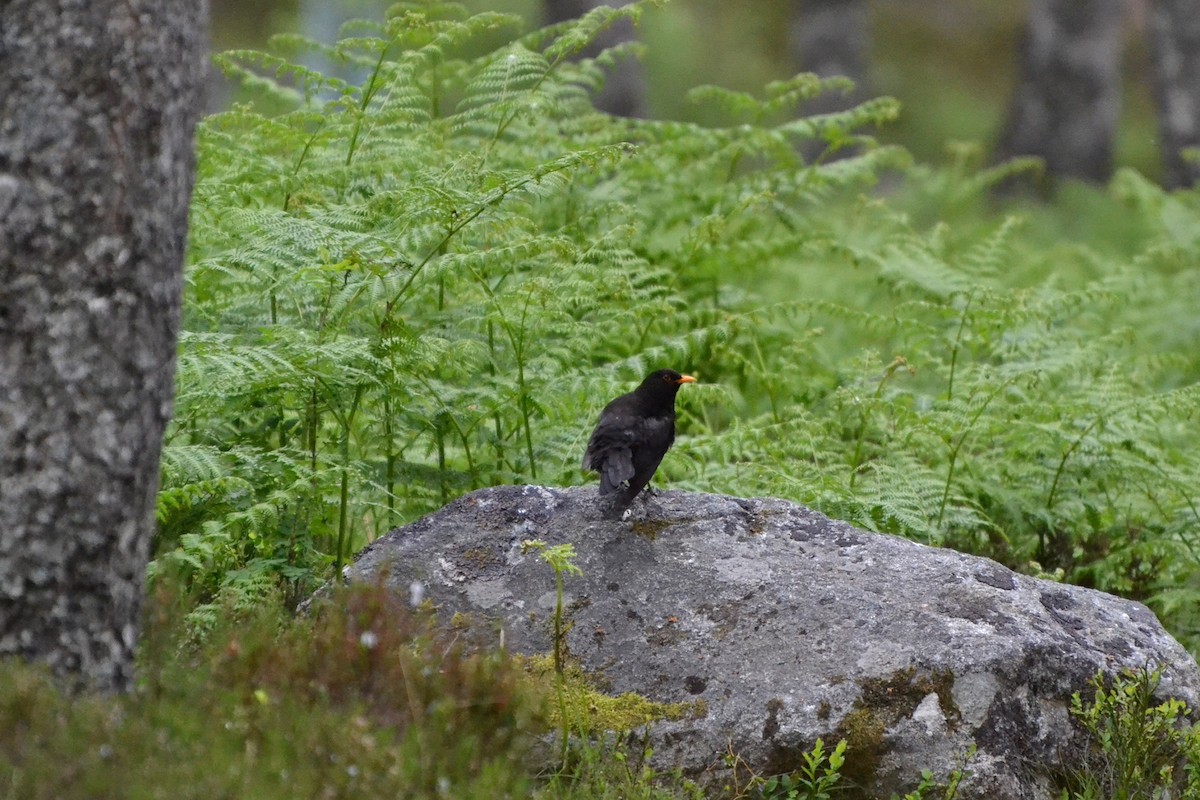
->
[209,0,1163,179]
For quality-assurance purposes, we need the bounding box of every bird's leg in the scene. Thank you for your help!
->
[601,495,629,521]
[637,488,665,518]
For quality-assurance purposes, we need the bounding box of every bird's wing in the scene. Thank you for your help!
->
[598,449,634,495]
[582,405,639,493]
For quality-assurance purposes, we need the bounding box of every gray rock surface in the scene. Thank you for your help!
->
[340,485,1200,798]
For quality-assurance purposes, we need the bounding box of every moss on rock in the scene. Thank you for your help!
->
[520,654,705,733]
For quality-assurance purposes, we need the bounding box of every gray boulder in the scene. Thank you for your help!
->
[339,485,1200,798]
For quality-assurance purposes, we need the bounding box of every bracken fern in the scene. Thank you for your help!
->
[162,2,1200,654]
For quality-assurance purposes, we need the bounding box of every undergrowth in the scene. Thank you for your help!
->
[1058,667,1200,799]
[0,582,540,799]
[0,581,723,799]
[0,592,1192,798]
[157,0,1200,657]
[0,580,821,800]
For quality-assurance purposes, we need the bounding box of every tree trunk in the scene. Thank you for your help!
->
[995,0,1124,184]
[0,0,207,691]
[1149,0,1200,188]
[789,0,871,161]
[543,0,647,118]
[789,0,871,109]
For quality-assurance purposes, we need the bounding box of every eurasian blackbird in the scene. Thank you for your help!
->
[582,369,696,518]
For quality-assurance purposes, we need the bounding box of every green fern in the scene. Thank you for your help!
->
[159,4,1200,655]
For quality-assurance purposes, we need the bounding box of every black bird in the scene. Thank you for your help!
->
[582,369,696,518]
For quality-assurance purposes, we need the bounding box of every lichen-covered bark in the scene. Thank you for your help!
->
[994,0,1123,184]
[0,0,207,691]
[1149,0,1200,189]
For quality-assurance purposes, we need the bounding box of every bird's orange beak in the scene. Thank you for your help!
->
[677,375,696,384]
